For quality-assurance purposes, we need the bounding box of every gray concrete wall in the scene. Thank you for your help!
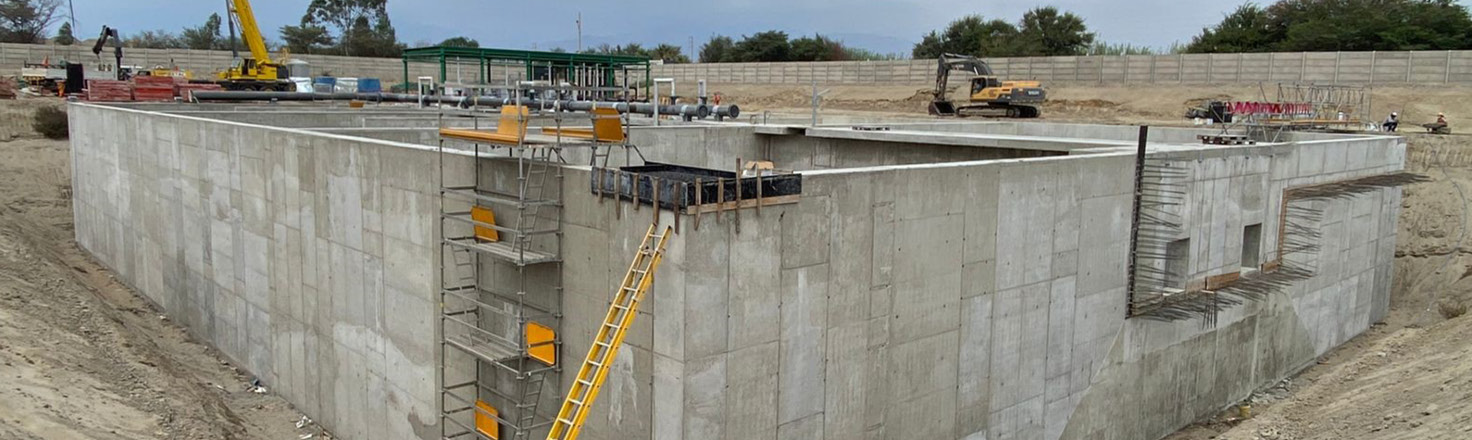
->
[12,42,1472,88]
[68,103,457,440]
[651,51,1472,86]
[586,133,1404,440]
[70,101,1406,440]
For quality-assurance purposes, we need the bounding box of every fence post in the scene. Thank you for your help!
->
[1207,55,1213,84]
[1124,56,1130,84]
[1407,52,1414,83]
[1178,54,1184,84]
[1268,52,1274,82]
[1369,51,1376,85]
[1334,51,1341,84]
[1447,50,1453,84]
[1075,56,1081,82]
[1237,52,1244,83]
[1299,52,1306,82]
[1150,55,1157,83]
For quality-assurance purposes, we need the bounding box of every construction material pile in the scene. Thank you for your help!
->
[85,80,133,101]
[132,76,177,102]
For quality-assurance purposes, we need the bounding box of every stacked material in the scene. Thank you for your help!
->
[132,76,177,101]
[176,83,224,100]
[85,80,133,101]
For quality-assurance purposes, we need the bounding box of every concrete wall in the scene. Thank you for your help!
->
[13,42,1472,87]
[652,51,1472,86]
[70,101,1406,440]
[585,133,1404,440]
[68,103,456,440]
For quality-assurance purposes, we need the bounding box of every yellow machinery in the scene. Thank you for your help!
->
[546,224,673,440]
[929,53,1046,118]
[215,0,294,91]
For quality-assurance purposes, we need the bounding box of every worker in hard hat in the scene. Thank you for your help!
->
[1383,112,1399,132]
[1424,112,1451,134]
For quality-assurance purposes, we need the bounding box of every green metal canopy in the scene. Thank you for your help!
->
[402,46,652,92]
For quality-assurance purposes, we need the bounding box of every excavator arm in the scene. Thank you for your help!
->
[91,26,124,80]
[933,53,993,102]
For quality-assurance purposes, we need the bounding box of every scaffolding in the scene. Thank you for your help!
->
[436,84,640,440]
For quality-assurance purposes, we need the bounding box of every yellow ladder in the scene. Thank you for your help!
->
[546,223,673,440]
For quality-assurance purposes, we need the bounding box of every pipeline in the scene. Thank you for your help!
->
[189,91,739,121]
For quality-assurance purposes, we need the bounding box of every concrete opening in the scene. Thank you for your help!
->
[1242,223,1263,270]
[1166,238,1191,289]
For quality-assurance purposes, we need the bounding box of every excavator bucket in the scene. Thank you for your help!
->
[929,100,957,116]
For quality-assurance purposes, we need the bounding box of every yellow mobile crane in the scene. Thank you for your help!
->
[216,0,296,91]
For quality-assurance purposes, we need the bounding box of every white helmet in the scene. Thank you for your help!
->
[1391,112,1398,116]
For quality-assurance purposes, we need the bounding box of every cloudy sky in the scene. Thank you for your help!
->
[63,0,1469,56]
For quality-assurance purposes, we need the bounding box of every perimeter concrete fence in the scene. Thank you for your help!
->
[653,50,1472,86]
[2,42,436,85]
[10,42,1472,87]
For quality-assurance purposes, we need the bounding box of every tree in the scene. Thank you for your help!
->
[700,35,735,62]
[1017,7,1095,56]
[1187,0,1472,53]
[340,14,402,57]
[733,30,790,62]
[181,13,223,50]
[306,0,388,55]
[52,20,72,45]
[281,18,334,54]
[912,15,1025,58]
[0,0,61,44]
[791,34,846,61]
[439,36,479,48]
[126,30,183,49]
[1185,4,1278,52]
[649,43,690,63]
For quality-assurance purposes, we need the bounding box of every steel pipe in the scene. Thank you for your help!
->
[191,91,722,120]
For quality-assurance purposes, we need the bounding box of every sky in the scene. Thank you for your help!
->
[64,0,1472,56]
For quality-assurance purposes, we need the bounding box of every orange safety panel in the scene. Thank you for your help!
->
[475,400,500,439]
[471,205,499,242]
[526,322,557,367]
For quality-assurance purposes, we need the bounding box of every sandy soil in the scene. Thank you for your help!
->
[2,83,1469,440]
[0,98,326,440]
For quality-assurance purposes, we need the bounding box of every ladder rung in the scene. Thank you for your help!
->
[576,379,594,386]
[603,322,621,329]
[594,341,611,347]
[556,417,574,426]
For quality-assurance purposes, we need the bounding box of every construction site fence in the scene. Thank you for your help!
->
[14,42,1472,87]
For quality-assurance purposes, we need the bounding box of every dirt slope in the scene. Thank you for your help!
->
[0,99,325,440]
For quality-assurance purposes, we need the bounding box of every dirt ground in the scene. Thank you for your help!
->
[0,98,325,439]
[1,83,1468,439]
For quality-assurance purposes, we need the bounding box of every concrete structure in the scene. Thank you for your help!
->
[69,101,1406,440]
[10,42,1472,87]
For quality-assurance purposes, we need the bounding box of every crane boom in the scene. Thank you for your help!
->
[228,0,273,66]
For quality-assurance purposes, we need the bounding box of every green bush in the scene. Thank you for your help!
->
[33,106,68,140]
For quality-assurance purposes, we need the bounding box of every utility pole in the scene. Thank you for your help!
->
[577,12,583,53]
[689,36,695,62]
[67,0,76,29]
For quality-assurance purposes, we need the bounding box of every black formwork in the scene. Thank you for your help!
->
[590,163,802,210]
